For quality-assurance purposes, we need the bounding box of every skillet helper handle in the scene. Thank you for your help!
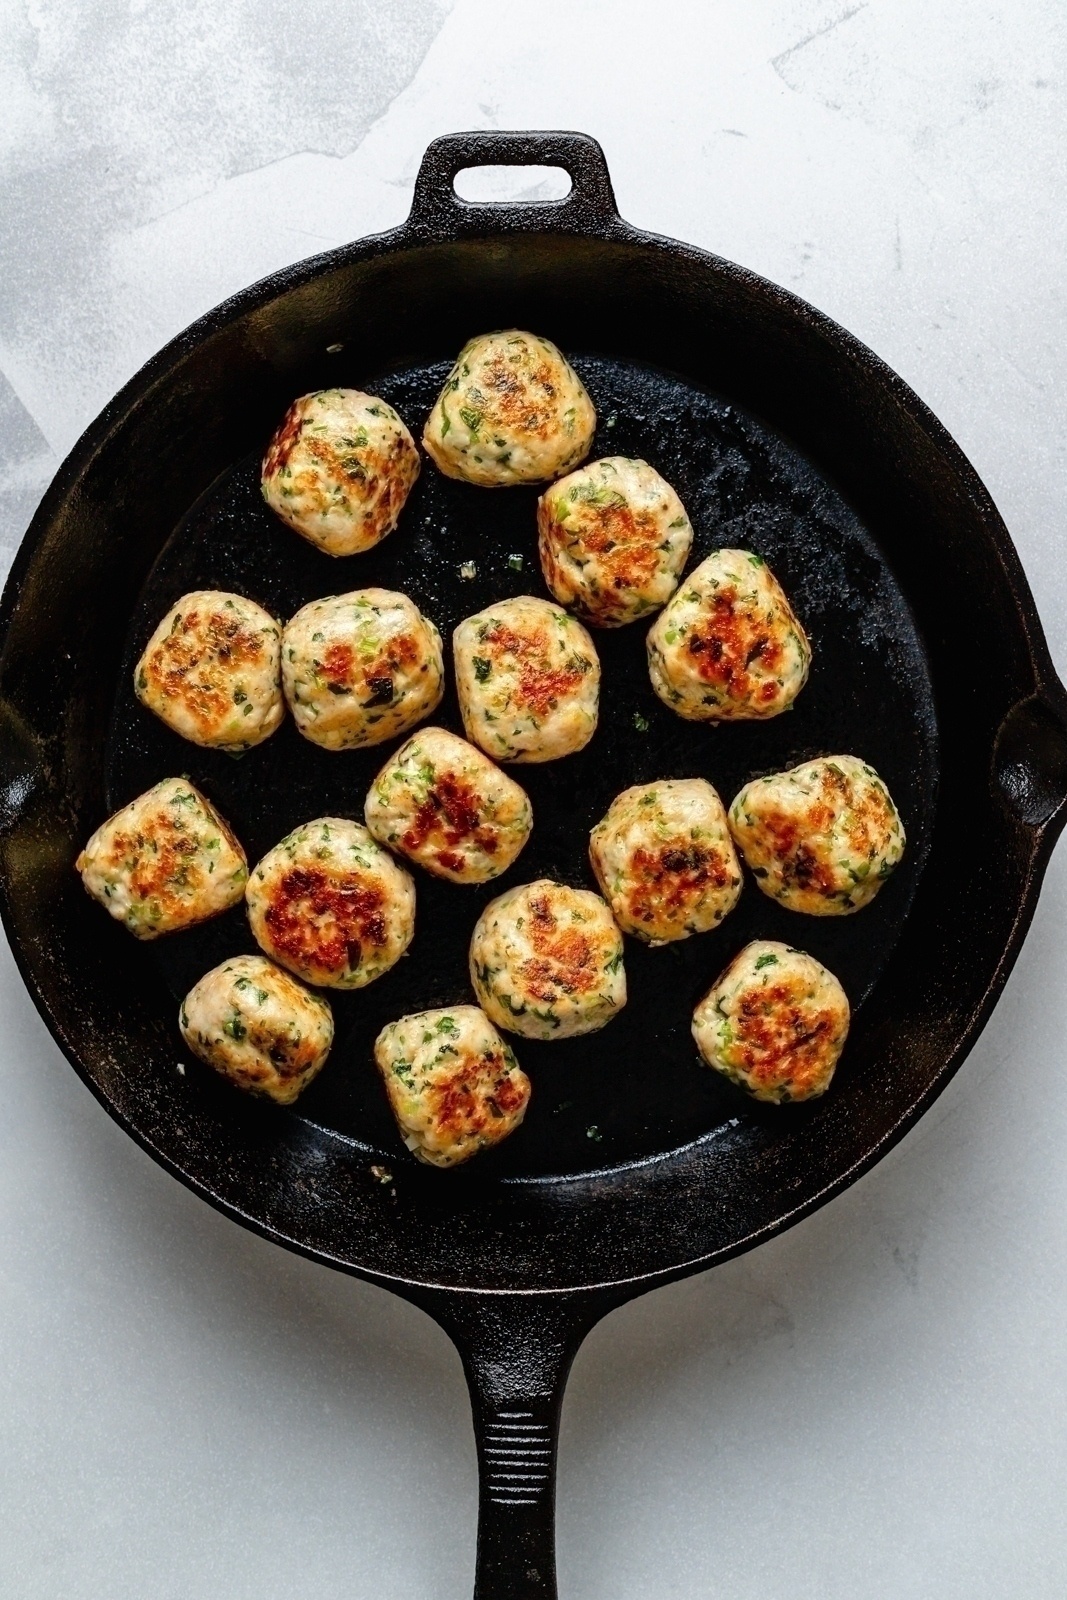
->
[421,1290,612,1600]
[407,129,621,238]
[993,681,1067,838]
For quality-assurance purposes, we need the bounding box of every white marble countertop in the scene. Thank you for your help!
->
[2,3,1065,1595]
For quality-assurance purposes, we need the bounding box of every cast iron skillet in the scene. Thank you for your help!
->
[2,131,1067,1597]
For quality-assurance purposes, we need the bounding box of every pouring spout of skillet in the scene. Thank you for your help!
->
[1,130,1065,1600]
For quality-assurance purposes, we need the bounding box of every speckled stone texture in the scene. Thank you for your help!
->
[1,3,1066,1597]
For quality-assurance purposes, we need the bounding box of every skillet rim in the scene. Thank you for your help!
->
[2,173,1065,1301]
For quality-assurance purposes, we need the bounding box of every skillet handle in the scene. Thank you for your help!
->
[418,1289,615,1599]
[407,129,622,239]
[993,683,1067,836]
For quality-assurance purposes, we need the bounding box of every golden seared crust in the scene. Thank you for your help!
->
[261,389,420,556]
[589,779,742,943]
[692,940,850,1103]
[180,954,334,1105]
[134,591,283,751]
[364,726,532,884]
[246,817,415,989]
[374,1005,530,1167]
[469,879,626,1040]
[76,777,247,939]
[422,330,596,487]
[647,549,810,721]
[282,588,444,751]
[729,755,906,915]
[538,457,693,627]
[453,595,599,763]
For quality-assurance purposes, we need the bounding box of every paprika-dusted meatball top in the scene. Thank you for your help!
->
[246,817,415,990]
[135,590,283,751]
[282,588,444,751]
[76,778,247,940]
[692,940,850,1104]
[538,456,693,627]
[180,955,334,1106]
[589,779,742,944]
[374,1005,531,1168]
[729,755,906,915]
[422,330,596,487]
[453,595,600,763]
[647,549,810,721]
[261,389,420,557]
[470,879,626,1041]
[365,726,532,884]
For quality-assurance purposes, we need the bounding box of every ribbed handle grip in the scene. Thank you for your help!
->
[470,1394,563,1598]
[418,1289,615,1599]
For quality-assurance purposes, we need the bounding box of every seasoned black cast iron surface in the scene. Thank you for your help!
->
[109,356,937,1179]
[2,131,1064,1305]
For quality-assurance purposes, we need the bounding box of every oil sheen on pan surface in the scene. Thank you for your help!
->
[106,354,937,1181]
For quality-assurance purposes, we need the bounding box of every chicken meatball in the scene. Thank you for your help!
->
[422,330,596,487]
[76,777,247,939]
[538,457,692,627]
[647,549,810,721]
[365,726,532,884]
[374,1005,531,1167]
[135,590,283,751]
[589,779,742,944]
[261,388,420,557]
[469,880,626,1041]
[282,588,444,751]
[246,817,415,989]
[180,954,334,1105]
[454,595,599,763]
[692,939,850,1103]
[729,755,906,915]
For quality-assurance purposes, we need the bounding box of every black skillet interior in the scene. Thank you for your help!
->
[2,130,1064,1299]
[110,356,937,1180]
